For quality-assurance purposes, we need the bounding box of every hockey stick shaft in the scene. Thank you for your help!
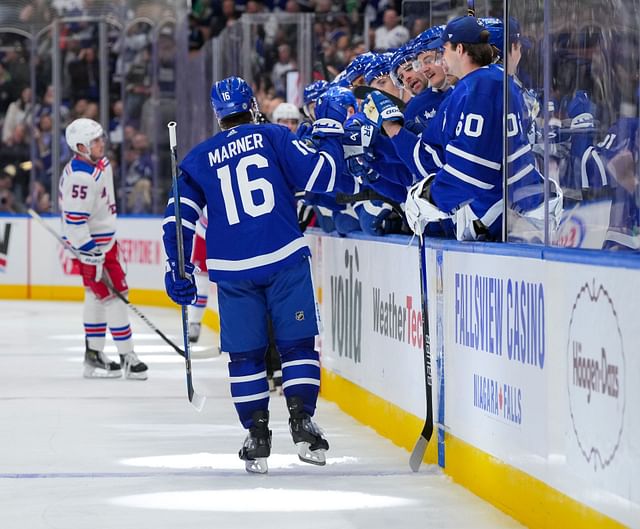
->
[168,121,206,412]
[28,208,187,359]
[409,238,434,472]
[334,190,434,470]
[335,189,404,216]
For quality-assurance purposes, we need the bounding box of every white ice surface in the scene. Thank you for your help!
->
[0,300,523,529]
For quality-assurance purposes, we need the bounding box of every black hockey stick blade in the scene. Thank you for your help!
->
[409,433,431,472]
[335,189,404,216]
[352,85,406,111]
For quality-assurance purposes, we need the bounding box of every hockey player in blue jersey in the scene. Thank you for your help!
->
[162,76,348,474]
[364,16,549,241]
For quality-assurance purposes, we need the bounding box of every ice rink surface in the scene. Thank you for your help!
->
[0,300,523,529]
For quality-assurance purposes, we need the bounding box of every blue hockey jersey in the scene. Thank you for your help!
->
[404,87,451,133]
[581,117,639,250]
[163,123,345,281]
[391,65,545,236]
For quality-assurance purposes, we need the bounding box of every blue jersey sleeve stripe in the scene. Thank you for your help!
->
[443,164,495,190]
[582,148,608,188]
[479,199,503,227]
[167,197,203,218]
[424,143,444,168]
[413,141,432,179]
[206,237,308,272]
[304,155,325,191]
[322,152,336,192]
[507,144,531,163]
[507,163,535,185]
[446,144,501,170]
[162,216,196,231]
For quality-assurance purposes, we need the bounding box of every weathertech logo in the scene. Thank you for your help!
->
[567,280,625,470]
[0,223,11,272]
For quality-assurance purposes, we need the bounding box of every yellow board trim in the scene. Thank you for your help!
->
[0,287,629,529]
[445,434,629,529]
[320,366,627,529]
[320,367,437,463]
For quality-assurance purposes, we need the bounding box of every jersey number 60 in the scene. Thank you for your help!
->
[217,153,275,225]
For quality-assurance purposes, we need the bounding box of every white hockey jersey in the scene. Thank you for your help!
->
[58,155,117,253]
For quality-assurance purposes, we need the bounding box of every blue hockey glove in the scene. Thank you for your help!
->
[312,94,347,138]
[362,90,404,129]
[346,156,380,183]
[164,259,197,305]
[342,123,376,159]
[567,90,594,130]
[296,121,313,141]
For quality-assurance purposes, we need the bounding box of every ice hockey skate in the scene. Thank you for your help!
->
[238,410,272,474]
[119,352,148,380]
[287,396,329,465]
[83,347,122,378]
[188,322,201,343]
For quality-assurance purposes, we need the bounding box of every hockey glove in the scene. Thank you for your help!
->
[342,123,376,159]
[404,177,449,236]
[567,90,595,130]
[362,90,404,129]
[164,259,197,306]
[312,94,346,138]
[77,248,105,282]
[346,156,380,183]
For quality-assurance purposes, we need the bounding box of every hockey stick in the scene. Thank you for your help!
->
[335,188,403,215]
[352,85,406,111]
[28,207,189,360]
[408,236,433,472]
[168,121,206,412]
[335,188,434,471]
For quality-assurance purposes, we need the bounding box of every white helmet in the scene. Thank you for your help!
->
[272,102,301,123]
[65,118,104,154]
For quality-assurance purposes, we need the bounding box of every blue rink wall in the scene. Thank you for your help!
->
[1,215,638,529]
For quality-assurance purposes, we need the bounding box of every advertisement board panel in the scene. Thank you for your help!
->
[318,235,427,417]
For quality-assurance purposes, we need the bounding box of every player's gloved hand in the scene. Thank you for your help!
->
[312,94,346,138]
[77,248,105,282]
[296,121,313,141]
[164,259,197,305]
[404,176,449,236]
[567,90,594,130]
[346,156,380,183]
[362,90,404,129]
[342,123,376,159]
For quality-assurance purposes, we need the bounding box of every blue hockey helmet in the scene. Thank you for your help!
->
[210,76,255,120]
[303,80,329,106]
[345,52,376,85]
[390,44,417,75]
[411,25,445,54]
[364,53,392,84]
[480,17,504,58]
[323,85,357,111]
[389,44,418,87]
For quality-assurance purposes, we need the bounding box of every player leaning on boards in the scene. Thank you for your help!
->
[162,76,349,474]
[59,118,148,380]
[364,16,549,241]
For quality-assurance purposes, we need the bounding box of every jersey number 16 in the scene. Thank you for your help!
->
[217,153,275,225]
